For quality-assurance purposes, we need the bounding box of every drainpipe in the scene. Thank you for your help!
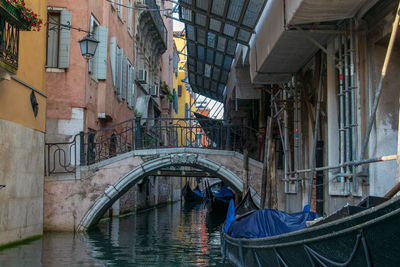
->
[350,21,358,194]
[283,89,290,194]
[344,26,351,194]
[338,35,346,194]
[293,77,300,193]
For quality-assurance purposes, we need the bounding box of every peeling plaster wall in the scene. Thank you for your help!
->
[0,120,44,245]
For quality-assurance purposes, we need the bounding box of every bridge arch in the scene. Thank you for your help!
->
[78,153,245,231]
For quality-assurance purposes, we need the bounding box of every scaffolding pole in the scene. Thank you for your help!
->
[360,2,400,160]
[308,55,324,206]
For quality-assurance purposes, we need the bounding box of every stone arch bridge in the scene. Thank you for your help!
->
[44,148,264,232]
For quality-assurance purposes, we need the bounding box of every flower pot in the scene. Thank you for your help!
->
[0,0,31,30]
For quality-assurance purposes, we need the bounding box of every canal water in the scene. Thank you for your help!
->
[0,202,232,266]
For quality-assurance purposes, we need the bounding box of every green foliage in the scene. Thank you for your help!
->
[134,109,142,117]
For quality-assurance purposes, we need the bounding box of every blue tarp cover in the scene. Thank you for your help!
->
[214,186,234,199]
[227,209,320,239]
[193,189,205,197]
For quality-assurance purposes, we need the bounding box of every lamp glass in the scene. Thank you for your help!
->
[79,34,99,58]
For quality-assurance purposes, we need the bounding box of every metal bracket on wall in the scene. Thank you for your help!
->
[0,185,5,190]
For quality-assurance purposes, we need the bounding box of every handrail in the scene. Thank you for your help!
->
[44,117,263,175]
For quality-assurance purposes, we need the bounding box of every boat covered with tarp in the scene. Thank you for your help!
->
[182,181,205,202]
[235,189,259,217]
[205,181,235,215]
[221,195,399,266]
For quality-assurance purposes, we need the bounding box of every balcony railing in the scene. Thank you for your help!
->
[143,0,167,49]
[0,0,31,73]
[0,18,19,72]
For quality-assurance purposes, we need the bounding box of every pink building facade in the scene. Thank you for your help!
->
[46,0,174,142]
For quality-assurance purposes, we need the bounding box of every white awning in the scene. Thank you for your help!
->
[135,95,151,125]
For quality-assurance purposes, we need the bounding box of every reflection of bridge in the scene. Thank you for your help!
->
[44,118,264,231]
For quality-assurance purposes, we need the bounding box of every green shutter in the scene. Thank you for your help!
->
[110,37,117,89]
[95,26,108,80]
[58,10,71,69]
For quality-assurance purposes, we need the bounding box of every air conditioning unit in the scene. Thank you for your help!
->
[136,69,147,84]
[150,83,158,97]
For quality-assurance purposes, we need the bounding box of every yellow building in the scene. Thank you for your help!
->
[173,32,196,146]
[0,0,47,245]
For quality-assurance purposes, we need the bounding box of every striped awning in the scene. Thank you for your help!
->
[178,0,268,101]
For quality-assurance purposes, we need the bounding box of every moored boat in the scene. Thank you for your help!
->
[221,196,400,266]
[182,181,205,202]
[205,182,235,215]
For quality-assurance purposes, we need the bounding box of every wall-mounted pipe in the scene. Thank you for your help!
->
[350,21,358,194]
[338,35,346,194]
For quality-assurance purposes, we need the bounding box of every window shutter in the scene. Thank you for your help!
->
[118,48,124,97]
[95,26,108,80]
[178,85,182,96]
[127,66,132,107]
[122,55,127,100]
[131,67,135,107]
[58,10,71,69]
[110,37,117,89]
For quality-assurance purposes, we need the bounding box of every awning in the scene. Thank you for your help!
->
[178,0,268,101]
[135,95,151,124]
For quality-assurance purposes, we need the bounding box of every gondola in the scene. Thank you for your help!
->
[205,181,234,215]
[181,181,205,202]
[221,195,400,266]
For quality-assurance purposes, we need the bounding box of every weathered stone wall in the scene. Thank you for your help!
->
[44,148,264,231]
[0,119,44,245]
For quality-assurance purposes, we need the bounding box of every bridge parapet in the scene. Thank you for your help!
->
[45,117,262,177]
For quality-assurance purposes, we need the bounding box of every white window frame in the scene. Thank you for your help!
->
[127,0,132,36]
[117,0,124,22]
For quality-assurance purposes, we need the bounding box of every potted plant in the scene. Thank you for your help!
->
[0,0,43,31]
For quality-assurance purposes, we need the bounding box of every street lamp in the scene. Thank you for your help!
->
[79,33,99,59]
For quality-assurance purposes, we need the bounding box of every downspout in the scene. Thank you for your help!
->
[350,21,358,194]
[284,89,290,194]
[339,35,346,194]
[344,25,351,194]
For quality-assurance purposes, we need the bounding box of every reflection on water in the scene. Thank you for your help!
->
[0,202,231,266]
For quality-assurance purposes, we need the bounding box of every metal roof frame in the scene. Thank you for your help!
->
[178,0,267,101]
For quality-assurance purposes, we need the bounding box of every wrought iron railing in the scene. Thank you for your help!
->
[143,0,167,48]
[45,135,78,176]
[45,117,263,176]
[0,17,19,71]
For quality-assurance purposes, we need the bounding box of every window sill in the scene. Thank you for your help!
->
[46,68,65,73]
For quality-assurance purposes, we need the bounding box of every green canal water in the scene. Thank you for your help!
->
[0,202,232,266]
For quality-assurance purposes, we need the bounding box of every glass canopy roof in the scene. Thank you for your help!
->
[178,0,267,101]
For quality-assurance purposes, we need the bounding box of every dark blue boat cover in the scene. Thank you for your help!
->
[193,188,205,197]
[214,186,234,198]
[227,208,319,238]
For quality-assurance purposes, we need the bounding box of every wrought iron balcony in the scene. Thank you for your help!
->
[143,0,167,51]
[0,0,31,73]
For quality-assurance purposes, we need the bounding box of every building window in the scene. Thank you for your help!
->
[178,85,182,97]
[46,10,71,68]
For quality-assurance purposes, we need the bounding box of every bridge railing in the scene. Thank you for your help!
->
[45,117,262,175]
